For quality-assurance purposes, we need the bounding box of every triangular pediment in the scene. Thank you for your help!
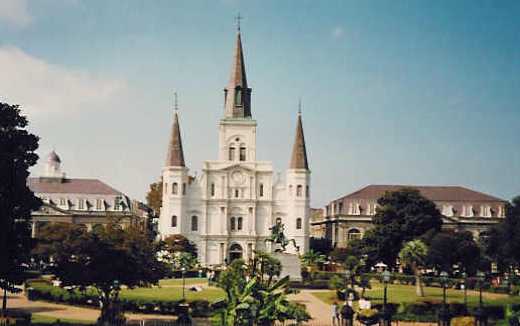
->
[219,164,255,173]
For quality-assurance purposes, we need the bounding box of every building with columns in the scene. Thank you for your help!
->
[28,151,149,236]
[313,185,507,248]
[158,28,311,266]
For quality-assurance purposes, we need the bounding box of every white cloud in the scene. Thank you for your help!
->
[0,46,126,117]
[0,0,32,27]
[332,26,344,39]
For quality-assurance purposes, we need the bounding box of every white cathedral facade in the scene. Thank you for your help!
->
[158,29,311,266]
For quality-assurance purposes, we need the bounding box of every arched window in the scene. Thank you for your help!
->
[239,147,246,161]
[296,185,303,197]
[230,217,236,231]
[172,182,178,195]
[210,183,215,197]
[182,183,186,195]
[237,217,243,230]
[259,183,264,197]
[296,218,302,230]
[235,87,242,105]
[191,216,198,231]
[229,147,236,161]
[171,215,177,227]
[347,228,362,242]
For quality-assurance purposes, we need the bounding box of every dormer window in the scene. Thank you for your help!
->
[442,204,454,217]
[59,198,66,207]
[463,205,474,217]
[95,199,103,210]
[480,205,492,217]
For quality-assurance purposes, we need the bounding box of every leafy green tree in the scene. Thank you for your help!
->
[484,196,520,273]
[52,222,168,324]
[216,252,310,325]
[399,240,428,297]
[360,188,442,267]
[0,102,41,316]
[301,250,326,273]
[145,180,162,216]
[426,231,481,275]
[31,223,85,263]
[163,234,197,256]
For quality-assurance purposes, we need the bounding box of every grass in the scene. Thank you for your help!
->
[30,278,225,303]
[312,282,520,307]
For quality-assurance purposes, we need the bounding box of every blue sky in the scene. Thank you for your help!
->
[1,0,519,207]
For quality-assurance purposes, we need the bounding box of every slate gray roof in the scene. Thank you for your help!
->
[340,185,505,202]
[28,177,122,195]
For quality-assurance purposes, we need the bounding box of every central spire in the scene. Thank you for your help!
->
[165,93,186,167]
[224,19,252,119]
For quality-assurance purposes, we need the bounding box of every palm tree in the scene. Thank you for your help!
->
[399,240,428,297]
[301,250,326,272]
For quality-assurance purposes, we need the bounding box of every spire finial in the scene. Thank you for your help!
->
[235,13,242,32]
[174,92,178,112]
[298,98,302,115]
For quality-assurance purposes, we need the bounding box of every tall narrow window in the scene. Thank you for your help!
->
[296,218,302,230]
[182,183,186,195]
[172,182,178,195]
[211,183,215,197]
[229,147,236,161]
[239,147,246,161]
[235,189,239,198]
[259,183,264,197]
[230,217,236,231]
[191,216,198,231]
[306,185,309,197]
[296,185,303,197]
[171,215,177,227]
[235,88,242,105]
[96,199,103,210]
[237,217,243,230]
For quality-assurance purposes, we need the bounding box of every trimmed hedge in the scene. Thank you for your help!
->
[26,280,214,317]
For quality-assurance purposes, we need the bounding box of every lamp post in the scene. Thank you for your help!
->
[181,267,186,301]
[438,271,450,326]
[475,271,488,326]
[462,272,468,309]
[380,270,392,326]
[344,269,351,300]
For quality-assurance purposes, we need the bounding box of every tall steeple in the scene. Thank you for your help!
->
[289,107,309,170]
[224,17,252,119]
[165,93,186,167]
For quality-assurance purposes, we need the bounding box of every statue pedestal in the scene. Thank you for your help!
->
[273,252,302,282]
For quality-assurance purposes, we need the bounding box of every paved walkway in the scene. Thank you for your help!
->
[6,292,175,322]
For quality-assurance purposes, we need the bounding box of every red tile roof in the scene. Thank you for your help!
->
[28,177,122,195]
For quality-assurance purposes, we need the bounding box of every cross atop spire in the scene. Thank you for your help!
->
[174,92,178,112]
[235,13,242,32]
[298,98,302,115]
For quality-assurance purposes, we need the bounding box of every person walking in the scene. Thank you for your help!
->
[331,301,340,326]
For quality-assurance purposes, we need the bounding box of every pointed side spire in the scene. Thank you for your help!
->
[165,93,185,167]
[289,108,309,170]
[224,18,252,119]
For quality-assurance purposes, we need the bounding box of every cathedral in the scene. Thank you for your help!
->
[158,28,311,266]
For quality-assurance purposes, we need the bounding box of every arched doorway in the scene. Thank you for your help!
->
[228,243,243,262]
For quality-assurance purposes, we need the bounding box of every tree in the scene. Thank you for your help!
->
[0,102,42,316]
[426,231,481,275]
[301,250,326,273]
[52,222,168,324]
[216,252,310,325]
[162,234,197,256]
[31,223,85,264]
[399,240,428,297]
[309,237,332,256]
[145,180,162,216]
[484,196,520,273]
[360,188,443,267]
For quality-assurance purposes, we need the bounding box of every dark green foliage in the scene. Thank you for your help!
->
[359,188,443,267]
[484,197,520,272]
[0,102,42,316]
[309,237,332,255]
[51,223,169,324]
[426,231,481,275]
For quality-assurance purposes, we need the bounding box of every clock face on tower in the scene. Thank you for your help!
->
[231,170,246,185]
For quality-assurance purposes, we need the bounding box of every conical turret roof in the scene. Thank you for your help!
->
[165,111,185,167]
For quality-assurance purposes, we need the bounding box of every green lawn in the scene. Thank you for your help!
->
[312,282,520,307]
[158,277,208,287]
